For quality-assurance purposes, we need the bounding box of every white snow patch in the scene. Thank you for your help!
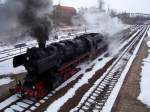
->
[11,105,24,111]
[138,33,150,107]
[148,29,150,38]
[0,94,19,110]
[138,59,150,107]
[17,102,29,108]
[0,59,26,76]
[3,108,14,112]
[0,77,13,86]
[147,41,150,47]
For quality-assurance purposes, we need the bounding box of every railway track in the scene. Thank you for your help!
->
[0,25,148,112]
[72,26,149,112]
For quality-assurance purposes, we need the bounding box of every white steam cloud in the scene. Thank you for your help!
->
[72,8,128,56]
[83,9,127,35]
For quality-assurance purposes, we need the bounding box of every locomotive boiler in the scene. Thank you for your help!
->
[12,33,108,98]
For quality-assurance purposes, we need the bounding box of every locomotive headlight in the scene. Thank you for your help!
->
[32,86,35,90]
[26,57,30,61]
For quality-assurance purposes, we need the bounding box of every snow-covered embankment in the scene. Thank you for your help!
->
[138,29,150,107]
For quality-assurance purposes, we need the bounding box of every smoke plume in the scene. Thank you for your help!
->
[72,7,128,56]
[0,0,53,45]
[84,10,128,56]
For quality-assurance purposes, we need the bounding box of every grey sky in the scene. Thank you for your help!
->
[53,0,150,14]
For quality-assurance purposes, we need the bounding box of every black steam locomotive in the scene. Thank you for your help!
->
[12,33,108,98]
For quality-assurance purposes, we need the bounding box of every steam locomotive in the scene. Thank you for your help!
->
[11,33,108,98]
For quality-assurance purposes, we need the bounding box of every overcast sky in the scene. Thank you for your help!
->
[53,0,150,14]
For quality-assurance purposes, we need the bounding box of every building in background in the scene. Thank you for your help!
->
[53,5,77,26]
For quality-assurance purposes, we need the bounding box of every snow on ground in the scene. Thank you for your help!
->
[0,59,26,76]
[0,46,13,52]
[148,28,150,37]
[0,48,26,59]
[0,94,19,110]
[138,29,150,107]
[46,55,112,112]
[138,54,150,107]
[0,77,13,86]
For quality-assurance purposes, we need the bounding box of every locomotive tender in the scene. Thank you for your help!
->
[12,33,108,98]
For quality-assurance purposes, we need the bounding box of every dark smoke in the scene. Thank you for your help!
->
[0,0,53,46]
[19,0,52,48]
